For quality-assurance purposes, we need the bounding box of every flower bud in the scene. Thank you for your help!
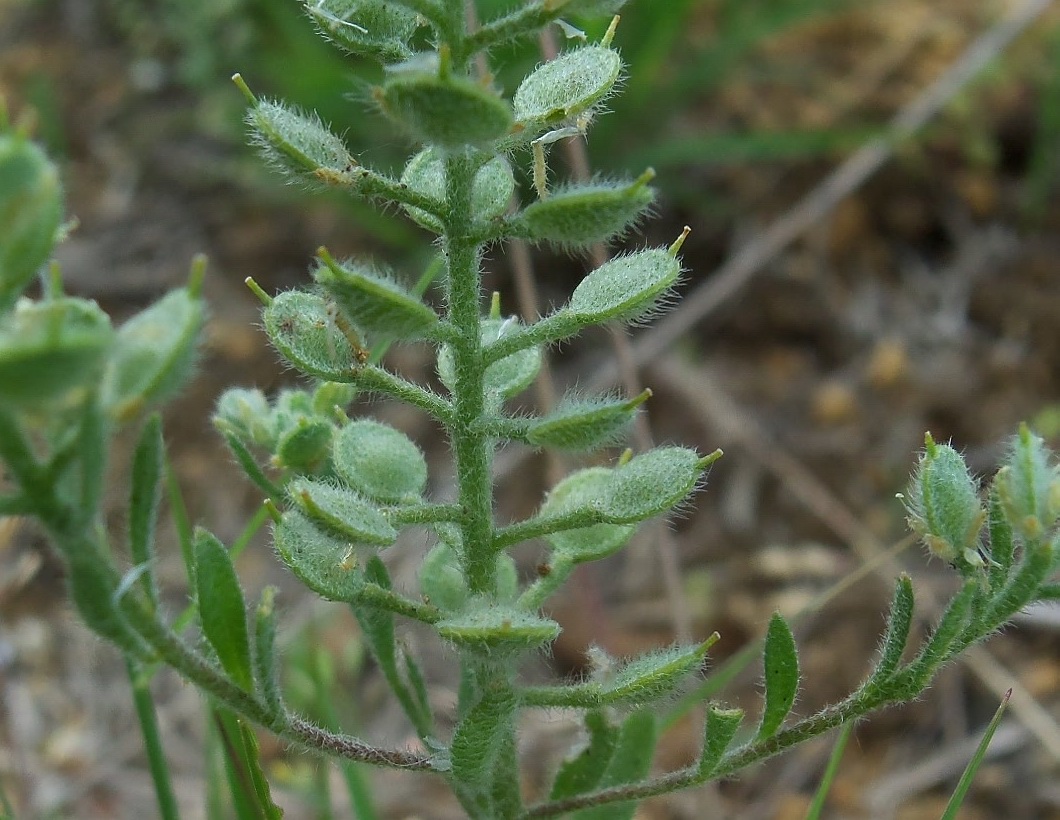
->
[994,423,1060,540]
[213,388,274,449]
[904,433,986,570]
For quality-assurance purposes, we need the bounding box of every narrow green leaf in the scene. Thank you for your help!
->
[805,721,854,820]
[757,612,800,740]
[902,580,977,690]
[863,575,915,691]
[697,705,744,778]
[571,710,657,820]
[195,529,253,691]
[939,690,1012,820]
[549,711,619,800]
[351,557,432,737]
[129,414,164,605]
[222,431,284,499]
[253,587,285,721]
[214,709,283,820]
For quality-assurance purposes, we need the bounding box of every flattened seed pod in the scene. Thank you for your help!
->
[600,446,703,524]
[436,606,561,657]
[377,73,513,149]
[273,508,365,601]
[541,466,634,563]
[569,249,680,324]
[400,148,514,233]
[263,290,365,381]
[514,45,622,131]
[287,476,397,546]
[438,317,541,400]
[332,418,428,503]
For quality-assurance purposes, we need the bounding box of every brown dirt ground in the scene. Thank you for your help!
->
[1,0,1059,818]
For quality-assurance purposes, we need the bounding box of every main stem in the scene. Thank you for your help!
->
[445,150,496,596]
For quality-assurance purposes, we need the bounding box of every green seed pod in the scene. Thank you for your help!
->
[994,423,1060,541]
[438,318,541,400]
[515,172,655,250]
[601,446,704,524]
[513,45,621,131]
[213,388,275,449]
[436,606,561,657]
[263,290,365,382]
[0,297,113,407]
[246,98,355,185]
[602,641,714,706]
[905,433,986,571]
[0,133,63,314]
[541,466,634,562]
[102,287,204,421]
[332,418,428,503]
[419,542,469,612]
[287,476,397,546]
[313,250,438,340]
[400,148,514,233]
[275,417,335,474]
[304,0,419,64]
[569,248,681,324]
[377,72,513,149]
[273,508,365,601]
[526,390,648,451]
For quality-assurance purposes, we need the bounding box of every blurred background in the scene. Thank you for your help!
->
[2,0,1060,816]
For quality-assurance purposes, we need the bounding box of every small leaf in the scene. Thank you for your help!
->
[571,710,657,820]
[263,290,364,382]
[313,250,439,340]
[66,551,146,656]
[332,418,428,503]
[377,72,513,148]
[757,612,799,740]
[287,476,397,546]
[549,711,619,800]
[697,705,744,777]
[568,248,681,324]
[515,174,655,250]
[195,529,253,691]
[401,148,514,233]
[129,414,164,604]
[0,131,63,313]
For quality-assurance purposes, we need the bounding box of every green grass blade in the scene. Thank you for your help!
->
[940,689,1012,820]
[126,656,181,820]
[804,721,854,820]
